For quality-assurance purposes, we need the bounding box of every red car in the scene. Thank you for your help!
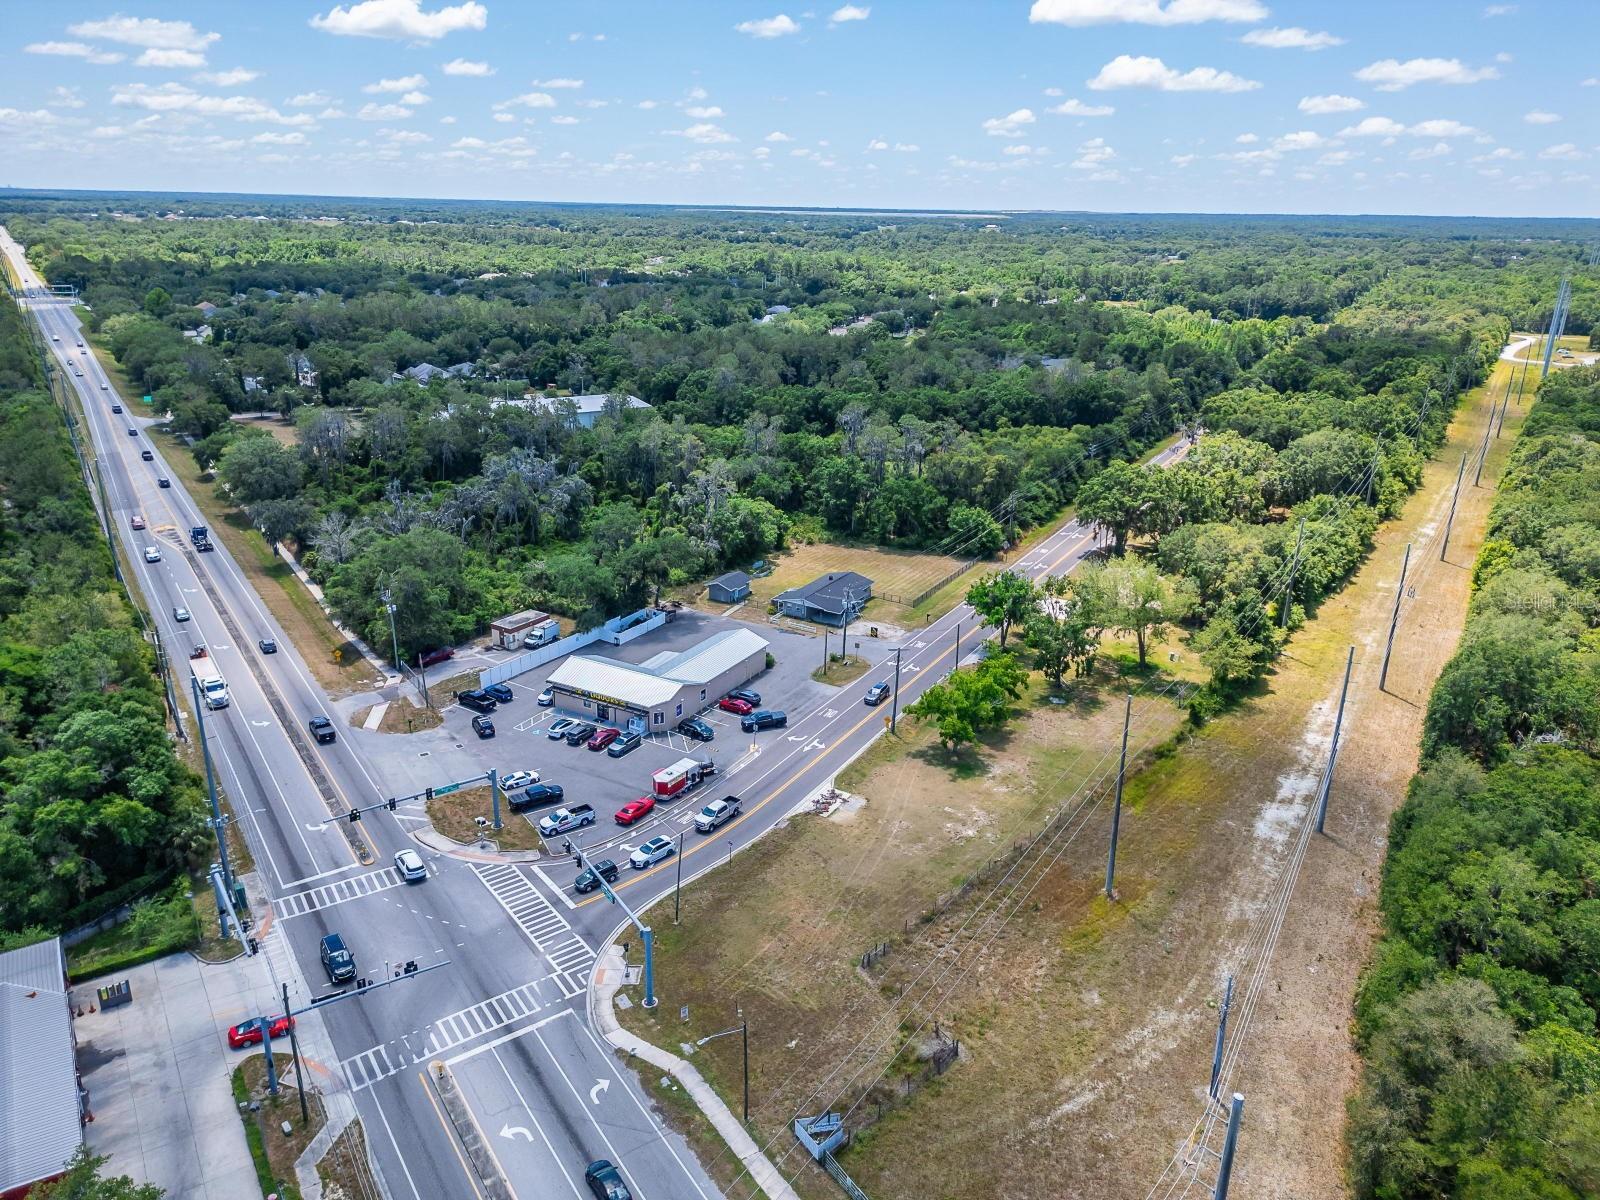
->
[130,514,146,530]
[717,696,754,716]
[587,727,620,752]
[614,796,656,825]
[227,1014,295,1049]
[418,646,454,668]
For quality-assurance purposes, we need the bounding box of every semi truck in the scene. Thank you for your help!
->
[189,649,231,709]
[651,757,715,800]
[190,525,214,553]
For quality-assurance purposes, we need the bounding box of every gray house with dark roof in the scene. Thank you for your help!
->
[774,571,873,626]
[706,571,752,604]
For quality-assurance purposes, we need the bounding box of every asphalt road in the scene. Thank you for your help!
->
[2,224,1193,1200]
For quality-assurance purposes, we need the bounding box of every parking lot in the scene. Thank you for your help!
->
[371,610,872,865]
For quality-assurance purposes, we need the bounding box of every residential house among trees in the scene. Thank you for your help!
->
[774,572,874,626]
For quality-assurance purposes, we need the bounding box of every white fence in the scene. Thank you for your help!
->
[478,607,666,688]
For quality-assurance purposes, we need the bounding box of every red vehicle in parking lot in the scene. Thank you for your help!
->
[227,1014,295,1049]
[418,646,454,668]
[614,796,656,825]
[717,696,754,716]
[587,727,620,752]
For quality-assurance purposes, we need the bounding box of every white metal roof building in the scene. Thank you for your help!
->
[545,628,769,730]
[0,937,82,1197]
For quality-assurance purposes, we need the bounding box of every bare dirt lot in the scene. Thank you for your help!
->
[614,364,1527,1200]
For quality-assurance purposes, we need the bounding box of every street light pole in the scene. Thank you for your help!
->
[380,586,401,672]
[889,646,903,734]
[674,831,685,925]
[191,676,236,900]
[284,982,309,1123]
[696,1017,750,1123]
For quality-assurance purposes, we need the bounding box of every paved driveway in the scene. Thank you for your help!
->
[75,951,280,1200]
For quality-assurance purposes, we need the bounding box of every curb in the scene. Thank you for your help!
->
[587,946,801,1200]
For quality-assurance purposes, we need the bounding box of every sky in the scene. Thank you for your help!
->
[1,0,1596,216]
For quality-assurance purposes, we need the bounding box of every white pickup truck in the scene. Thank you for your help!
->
[537,805,595,838]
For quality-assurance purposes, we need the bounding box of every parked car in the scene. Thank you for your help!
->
[455,689,497,714]
[741,709,788,733]
[538,804,595,837]
[320,932,355,983]
[507,782,564,813]
[678,716,715,742]
[143,546,161,563]
[614,796,655,826]
[258,638,277,654]
[394,848,427,882]
[499,769,540,793]
[537,687,554,706]
[472,714,496,738]
[629,836,675,869]
[130,514,145,529]
[863,681,891,706]
[547,717,580,740]
[563,721,598,746]
[717,696,754,716]
[726,688,761,706]
[587,727,620,752]
[308,715,337,744]
[157,476,171,488]
[227,1014,295,1050]
[139,449,154,461]
[574,859,620,894]
[483,682,515,705]
[695,796,743,833]
[173,606,190,622]
[585,1160,632,1200]
[418,646,454,668]
[606,731,642,758]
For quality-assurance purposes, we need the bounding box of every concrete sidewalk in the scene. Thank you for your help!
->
[75,951,276,1200]
[588,946,801,1200]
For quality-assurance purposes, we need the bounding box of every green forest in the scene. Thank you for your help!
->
[1,195,1580,664]
[0,274,204,937]
[1349,366,1600,1199]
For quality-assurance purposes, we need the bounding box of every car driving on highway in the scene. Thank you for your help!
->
[629,835,675,869]
[574,859,620,894]
[863,681,891,706]
[394,848,427,882]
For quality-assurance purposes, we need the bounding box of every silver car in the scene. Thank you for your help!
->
[173,606,191,623]
[394,848,427,882]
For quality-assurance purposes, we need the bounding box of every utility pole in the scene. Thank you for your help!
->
[953,622,961,672]
[1378,545,1411,693]
[1316,647,1355,835]
[1214,1094,1246,1200]
[284,982,309,1123]
[1104,693,1132,900]
[820,628,829,675]
[381,586,401,672]
[889,646,903,734]
[488,767,502,831]
[1208,975,1234,1101]
[1281,518,1305,629]
[674,831,684,925]
[1439,455,1467,562]
[1472,403,1495,487]
[191,676,236,900]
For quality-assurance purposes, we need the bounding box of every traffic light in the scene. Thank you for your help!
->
[348,809,361,823]
[386,796,398,811]
[425,786,434,802]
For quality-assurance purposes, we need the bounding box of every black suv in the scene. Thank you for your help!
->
[308,715,337,744]
[483,682,515,705]
[563,721,598,746]
[678,716,715,742]
[456,689,497,714]
[741,709,788,732]
[507,782,565,812]
[320,932,356,983]
[584,1160,632,1200]
[574,859,620,894]
[472,714,495,738]
[140,449,154,461]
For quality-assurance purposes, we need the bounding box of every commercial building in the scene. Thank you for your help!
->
[774,571,874,627]
[545,627,769,731]
[488,609,554,650]
[0,937,82,1199]
[511,393,653,428]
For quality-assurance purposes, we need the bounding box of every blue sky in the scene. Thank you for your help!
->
[1,0,1596,215]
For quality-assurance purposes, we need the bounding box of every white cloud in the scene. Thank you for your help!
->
[686,86,709,101]
[288,91,333,107]
[443,58,493,76]
[51,86,87,109]
[252,131,307,145]
[735,14,801,37]
[25,41,125,65]
[399,91,430,105]
[1471,146,1521,162]
[677,123,737,143]
[637,100,661,110]
[1031,0,1265,24]
[310,0,487,40]
[535,78,584,88]
[1317,149,1354,166]
[1523,110,1561,124]
[764,130,792,142]
[112,83,314,125]
[1409,119,1476,137]
[493,111,515,122]
[383,127,432,142]
[1482,3,1516,13]
[551,115,579,124]
[893,142,919,152]
[195,68,260,86]
[1584,77,1600,87]
[69,16,219,51]
[1070,136,1115,168]
[1003,144,1047,156]
[0,108,59,126]
[1241,26,1343,50]
[1235,132,1258,143]
[1273,130,1326,151]
[317,107,347,119]
[1171,153,1198,166]
[831,4,870,21]
[1088,55,1260,92]
[1049,97,1115,116]
[982,107,1036,137]
[137,48,208,68]
[1338,116,1404,137]
[1298,93,1364,114]
[685,105,725,118]
[492,92,556,110]
[576,99,609,108]
[1409,141,1452,159]
[867,138,889,151]
[364,74,428,93]
[1354,58,1499,90]
[356,101,413,120]
[1538,142,1585,160]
